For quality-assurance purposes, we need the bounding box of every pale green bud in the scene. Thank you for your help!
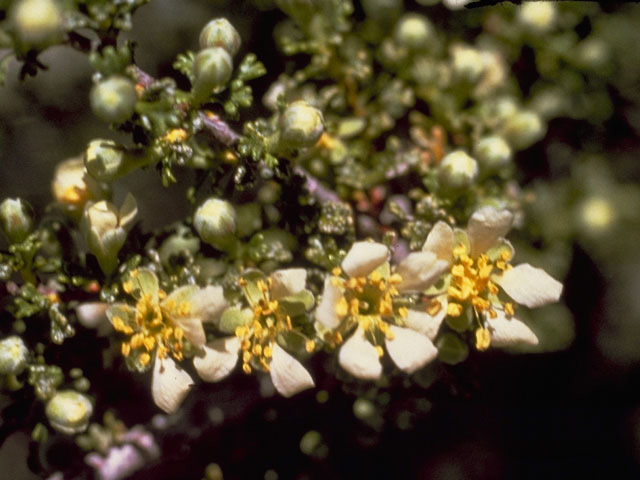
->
[45,390,93,435]
[474,136,512,173]
[451,44,484,82]
[438,150,478,191]
[84,139,125,181]
[0,336,29,375]
[90,76,138,124]
[502,110,546,150]
[11,0,62,49]
[199,18,241,57]
[194,198,237,250]
[279,101,324,150]
[0,198,34,243]
[394,14,433,50]
[574,37,610,72]
[83,194,137,275]
[517,2,556,32]
[361,0,402,25]
[192,47,233,102]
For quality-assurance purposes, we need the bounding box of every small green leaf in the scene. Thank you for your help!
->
[236,53,266,82]
[276,330,308,356]
[278,289,315,317]
[436,332,469,365]
[445,308,472,332]
[219,308,253,334]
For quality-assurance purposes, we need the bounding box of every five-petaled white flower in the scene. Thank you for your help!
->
[195,268,315,398]
[316,242,438,380]
[397,206,563,350]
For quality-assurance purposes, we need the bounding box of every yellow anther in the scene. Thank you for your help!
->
[242,351,252,363]
[263,345,273,358]
[157,345,169,359]
[426,300,442,316]
[378,299,392,316]
[174,327,184,340]
[331,277,343,287]
[501,249,512,262]
[178,301,191,316]
[130,333,144,349]
[143,336,156,351]
[61,186,84,204]
[369,270,382,284]
[238,278,248,287]
[346,278,359,289]
[158,289,167,300]
[336,297,349,317]
[375,345,384,357]
[388,273,403,284]
[241,339,251,350]
[447,302,463,317]
[488,309,498,319]
[453,244,467,257]
[257,280,268,292]
[397,307,409,318]
[242,363,252,374]
[163,128,188,144]
[451,265,465,277]
[475,328,491,351]
[122,281,133,294]
[488,282,499,295]
[121,342,131,357]
[504,303,515,316]
[305,340,315,353]
[349,298,360,316]
[252,344,262,356]
[235,326,248,338]
[139,353,151,366]
[331,267,342,276]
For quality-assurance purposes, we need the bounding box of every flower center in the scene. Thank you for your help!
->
[330,267,408,356]
[235,278,314,374]
[446,245,514,350]
[113,271,187,366]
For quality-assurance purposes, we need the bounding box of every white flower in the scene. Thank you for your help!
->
[316,242,438,380]
[107,268,230,413]
[414,206,563,350]
[209,269,315,398]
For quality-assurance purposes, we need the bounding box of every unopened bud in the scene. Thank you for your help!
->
[199,18,241,57]
[517,2,556,32]
[84,139,127,181]
[90,76,138,124]
[83,194,137,275]
[501,110,545,150]
[0,336,29,375]
[194,198,237,250]
[451,45,484,82]
[11,0,62,49]
[279,101,324,150]
[0,198,34,243]
[474,136,512,173]
[45,390,93,435]
[394,14,433,50]
[192,47,233,102]
[438,150,478,191]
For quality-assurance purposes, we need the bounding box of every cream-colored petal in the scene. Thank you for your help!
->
[118,192,138,228]
[151,355,193,414]
[486,310,538,347]
[270,268,307,299]
[315,277,343,329]
[422,221,454,261]
[193,337,241,383]
[75,302,108,329]
[494,263,562,308]
[191,285,228,324]
[403,301,447,341]
[341,241,389,278]
[175,316,206,348]
[396,251,450,292]
[338,329,382,380]
[270,343,314,397]
[467,207,513,258]
[386,325,438,374]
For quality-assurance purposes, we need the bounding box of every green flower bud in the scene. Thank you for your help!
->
[11,0,62,49]
[0,198,34,243]
[517,2,556,32]
[84,139,125,181]
[45,390,93,435]
[279,101,324,150]
[501,110,546,150]
[90,76,138,124]
[192,47,233,102]
[438,150,478,191]
[474,136,512,173]
[199,18,241,57]
[83,194,137,275]
[194,198,237,250]
[394,14,433,50]
[0,336,29,375]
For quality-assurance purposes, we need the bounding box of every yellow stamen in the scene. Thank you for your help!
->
[447,303,463,317]
[139,353,151,366]
[475,328,491,351]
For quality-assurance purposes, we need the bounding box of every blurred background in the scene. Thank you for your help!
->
[1,0,640,478]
